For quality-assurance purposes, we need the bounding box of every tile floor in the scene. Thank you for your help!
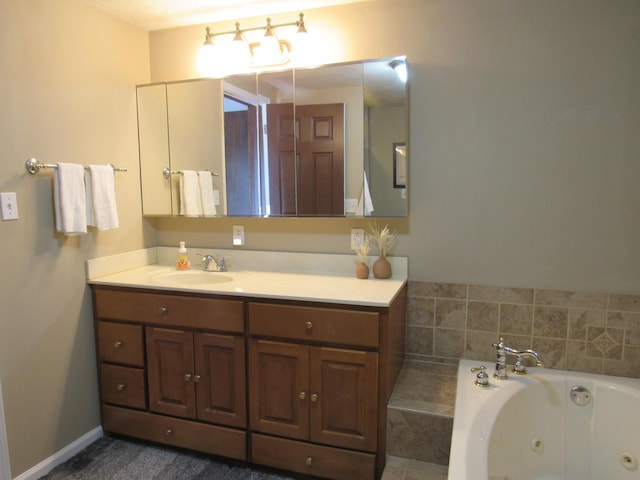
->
[382,456,448,480]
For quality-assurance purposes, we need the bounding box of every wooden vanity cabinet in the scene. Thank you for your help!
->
[92,283,407,480]
[146,327,246,427]
[247,301,401,480]
[249,339,378,451]
[92,286,246,461]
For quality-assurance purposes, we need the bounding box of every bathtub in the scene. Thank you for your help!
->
[448,359,640,480]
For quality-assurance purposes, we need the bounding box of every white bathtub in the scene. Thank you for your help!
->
[448,359,640,480]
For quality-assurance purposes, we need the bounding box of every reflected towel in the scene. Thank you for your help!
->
[86,165,119,231]
[198,171,217,217]
[54,162,87,235]
[179,170,203,216]
[355,172,374,216]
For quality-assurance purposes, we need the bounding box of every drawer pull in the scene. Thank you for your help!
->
[159,307,168,314]
[114,340,123,348]
[164,428,173,436]
[305,321,313,331]
[116,383,126,391]
[193,375,201,383]
[305,457,313,466]
[311,393,319,402]
[184,374,192,381]
[298,391,307,400]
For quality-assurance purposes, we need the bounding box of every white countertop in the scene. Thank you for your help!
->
[87,248,407,307]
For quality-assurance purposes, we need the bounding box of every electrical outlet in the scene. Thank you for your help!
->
[350,228,365,250]
[233,225,245,246]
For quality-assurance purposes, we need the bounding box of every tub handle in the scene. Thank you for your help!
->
[471,365,490,387]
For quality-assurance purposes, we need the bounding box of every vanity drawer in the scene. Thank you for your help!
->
[100,364,145,409]
[97,321,144,366]
[251,433,376,480]
[248,303,379,348]
[94,288,244,333]
[102,405,246,461]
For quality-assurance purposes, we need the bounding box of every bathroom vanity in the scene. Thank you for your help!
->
[88,248,407,480]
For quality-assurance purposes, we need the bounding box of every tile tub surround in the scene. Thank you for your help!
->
[386,361,456,466]
[406,282,640,378]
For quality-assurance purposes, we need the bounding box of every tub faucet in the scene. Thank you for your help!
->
[492,337,545,379]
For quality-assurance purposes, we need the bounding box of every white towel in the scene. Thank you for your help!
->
[198,171,217,217]
[356,171,374,216]
[54,163,87,236]
[179,170,203,216]
[86,165,119,231]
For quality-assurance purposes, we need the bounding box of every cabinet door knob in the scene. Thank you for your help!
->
[305,457,313,466]
[184,374,192,381]
[116,383,126,391]
[159,307,168,314]
[305,321,313,330]
[114,340,123,348]
[164,428,173,436]
[311,393,319,402]
[298,391,307,400]
[193,375,201,383]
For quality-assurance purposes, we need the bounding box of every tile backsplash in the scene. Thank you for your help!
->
[406,282,640,379]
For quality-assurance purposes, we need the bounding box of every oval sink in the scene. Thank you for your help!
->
[152,271,234,286]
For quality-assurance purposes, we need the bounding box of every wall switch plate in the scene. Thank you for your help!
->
[350,228,365,250]
[233,225,245,246]
[0,192,19,220]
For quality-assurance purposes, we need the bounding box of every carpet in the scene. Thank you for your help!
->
[39,436,294,479]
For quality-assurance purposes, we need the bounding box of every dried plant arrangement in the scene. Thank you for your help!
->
[368,222,397,258]
[355,235,371,264]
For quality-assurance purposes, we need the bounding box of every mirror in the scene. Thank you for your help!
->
[363,59,408,216]
[136,57,408,218]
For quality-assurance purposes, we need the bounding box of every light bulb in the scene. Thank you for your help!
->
[197,43,219,76]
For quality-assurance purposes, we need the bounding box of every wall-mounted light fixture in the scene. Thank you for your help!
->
[389,59,407,83]
[197,13,309,75]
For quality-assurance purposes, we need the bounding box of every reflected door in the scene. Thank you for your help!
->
[296,103,344,216]
[266,103,296,216]
[267,103,345,216]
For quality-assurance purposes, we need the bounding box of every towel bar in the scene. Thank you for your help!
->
[25,158,128,175]
[162,167,219,180]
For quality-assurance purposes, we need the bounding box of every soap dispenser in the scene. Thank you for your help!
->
[176,241,190,270]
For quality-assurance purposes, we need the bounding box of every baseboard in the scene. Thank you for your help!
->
[13,427,103,480]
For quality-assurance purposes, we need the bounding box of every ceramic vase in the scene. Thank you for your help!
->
[356,263,370,279]
[373,256,391,279]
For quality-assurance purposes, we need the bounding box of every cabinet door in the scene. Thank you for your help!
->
[249,339,309,439]
[146,327,196,418]
[194,333,246,427]
[309,347,378,452]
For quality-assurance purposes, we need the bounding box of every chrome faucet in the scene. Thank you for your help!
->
[492,337,544,379]
[200,254,228,272]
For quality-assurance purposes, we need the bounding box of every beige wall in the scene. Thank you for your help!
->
[1,0,639,476]
[0,0,152,476]
[149,0,640,294]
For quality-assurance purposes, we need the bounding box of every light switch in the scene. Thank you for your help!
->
[1,192,19,220]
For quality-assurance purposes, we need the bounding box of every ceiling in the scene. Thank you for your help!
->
[82,0,370,31]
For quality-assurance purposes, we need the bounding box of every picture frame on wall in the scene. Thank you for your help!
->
[393,142,407,188]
